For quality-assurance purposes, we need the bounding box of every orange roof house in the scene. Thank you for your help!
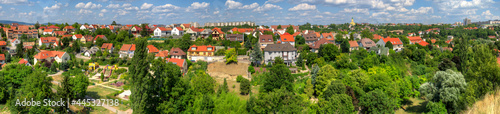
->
[33,50,69,65]
[0,41,6,47]
[187,45,216,60]
[408,36,423,44]
[373,34,383,40]
[279,33,295,44]
[165,58,188,73]
[417,41,429,46]
[101,43,113,50]
[155,50,169,58]
[147,45,159,53]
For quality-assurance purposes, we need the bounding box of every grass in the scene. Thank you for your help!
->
[395,97,427,114]
[86,86,119,99]
[72,103,114,114]
[0,104,9,113]
[214,77,259,100]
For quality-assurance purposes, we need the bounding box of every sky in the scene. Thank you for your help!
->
[0,0,499,26]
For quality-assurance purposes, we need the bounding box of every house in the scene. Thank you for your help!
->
[321,32,335,42]
[80,25,92,30]
[62,34,73,39]
[63,26,75,33]
[200,29,213,39]
[3,25,38,39]
[33,50,70,65]
[259,35,274,50]
[147,45,159,54]
[309,38,334,53]
[38,37,57,47]
[226,34,244,45]
[270,25,299,33]
[373,34,383,40]
[130,26,141,36]
[376,37,404,51]
[303,33,319,44]
[230,27,254,35]
[417,41,430,46]
[119,44,136,58]
[279,33,295,46]
[10,38,20,47]
[0,41,5,49]
[169,47,186,59]
[408,36,423,44]
[43,29,54,35]
[187,45,215,61]
[359,38,376,50]
[94,35,108,43]
[353,33,361,40]
[211,27,224,40]
[154,27,169,37]
[101,43,113,53]
[165,58,188,74]
[54,31,67,36]
[82,35,93,43]
[185,27,204,37]
[72,34,83,41]
[83,47,99,57]
[349,40,359,51]
[155,50,169,59]
[263,43,297,66]
[180,24,191,30]
[47,25,60,30]
[368,46,390,56]
[18,59,31,66]
[172,27,184,36]
[0,54,4,64]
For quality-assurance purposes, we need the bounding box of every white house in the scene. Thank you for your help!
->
[154,27,168,37]
[33,50,70,65]
[263,44,297,66]
[10,38,20,47]
[43,29,54,35]
[172,27,184,36]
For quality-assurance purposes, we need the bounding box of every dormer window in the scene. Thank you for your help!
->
[191,47,196,50]
[207,47,212,51]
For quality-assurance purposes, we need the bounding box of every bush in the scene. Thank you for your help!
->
[240,78,251,95]
[236,75,244,82]
[248,66,255,74]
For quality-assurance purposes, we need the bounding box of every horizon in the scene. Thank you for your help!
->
[0,0,499,26]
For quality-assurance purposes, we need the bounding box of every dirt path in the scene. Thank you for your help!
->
[48,70,64,77]
[84,96,130,114]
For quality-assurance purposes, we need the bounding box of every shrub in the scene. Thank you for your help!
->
[248,66,255,74]
[240,78,251,95]
[236,75,244,82]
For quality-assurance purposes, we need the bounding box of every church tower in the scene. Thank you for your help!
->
[350,17,356,26]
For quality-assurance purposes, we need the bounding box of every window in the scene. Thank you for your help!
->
[191,47,196,50]
[207,47,212,51]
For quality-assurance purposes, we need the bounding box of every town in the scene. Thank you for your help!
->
[1,0,500,114]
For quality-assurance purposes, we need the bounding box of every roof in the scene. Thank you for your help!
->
[175,27,183,31]
[231,27,254,33]
[165,58,185,68]
[190,27,204,32]
[430,39,436,43]
[43,29,54,32]
[155,50,169,57]
[33,50,66,60]
[63,26,74,29]
[169,47,186,56]
[182,24,191,27]
[11,38,18,43]
[62,34,73,38]
[18,59,28,64]
[212,27,224,34]
[303,33,319,41]
[94,35,107,41]
[349,41,359,47]
[264,43,297,52]
[322,33,334,38]
[0,54,4,61]
[120,44,136,51]
[188,45,215,52]
[408,36,423,43]
[157,27,168,31]
[271,25,299,31]
[226,34,244,42]
[280,33,295,42]
[147,45,159,53]
[418,41,429,46]
[382,38,403,45]
[54,31,66,35]
[74,34,83,38]
[47,25,60,29]
[309,38,334,49]
[40,37,57,43]
[259,35,274,43]
[373,34,383,40]
[360,38,376,47]
[101,43,113,50]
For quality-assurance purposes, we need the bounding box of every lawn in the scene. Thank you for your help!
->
[86,86,118,99]
[214,77,259,100]
[395,97,427,114]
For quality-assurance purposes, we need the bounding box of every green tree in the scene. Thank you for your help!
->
[305,78,314,98]
[318,44,340,61]
[247,87,308,113]
[191,71,216,95]
[50,61,58,72]
[262,64,294,92]
[240,78,251,95]
[179,34,193,51]
[419,70,467,113]
[100,73,104,81]
[129,38,157,113]
[315,65,339,96]
[425,101,448,114]
[213,92,247,113]
[317,94,354,113]
[224,48,238,64]
[140,24,149,37]
[277,25,282,29]
[273,56,284,65]
[438,58,456,71]
[295,35,305,46]
[359,89,397,114]
[71,74,89,99]
[221,78,229,93]
[55,75,73,112]
[322,80,346,99]
[35,21,40,29]
[385,41,393,49]
[286,25,295,34]
[10,70,52,113]
[310,64,320,89]
[340,39,350,53]
[16,41,24,58]
[111,21,117,25]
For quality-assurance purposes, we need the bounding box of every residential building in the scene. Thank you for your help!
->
[417,41,429,46]
[0,54,4,64]
[204,21,255,27]
[33,50,70,65]
[72,34,83,41]
[119,44,136,58]
[211,27,224,40]
[43,29,54,35]
[154,27,169,37]
[263,43,297,66]
[155,50,169,59]
[376,37,404,51]
[10,38,20,47]
[349,40,359,51]
[309,38,334,53]
[147,45,159,54]
[38,37,58,47]
[165,58,188,74]
[359,38,376,50]
[18,59,31,66]
[259,35,274,50]
[408,36,424,44]
[82,35,93,43]
[187,45,215,61]
[172,27,184,36]
[169,47,186,59]
[278,33,295,46]
[200,29,213,39]
[94,35,108,43]
[54,31,67,36]
[180,24,191,30]
[0,41,5,50]
[303,33,319,44]
[321,32,335,42]
[63,26,76,33]
[101,43,113,53]
[185,27,204,37]
[83,47,99,57]
[226,34,244,45]
[230,27,254,35]
[373,34,383,40]
[3,25,38,39]
[270,25,299,33]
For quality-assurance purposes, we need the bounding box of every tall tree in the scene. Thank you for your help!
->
[140,24,149,37]
[318,44,340,61]
[129,38,156,113]
[359,89,397,114]
[224,48,238,64]
[385,41,393,49]
[262,64,294,92]
[250,42,263,66]
[240,78,251,95]
[10,70,53,113]
[16,41,24,58]
[340,39,350,53]
[55,75,73,113]
[111,21,117,25]
[315,64,339,96]
[179,34,193,51]
[35,21,40,29]
[286,25,295,35]
[419,70,467,113]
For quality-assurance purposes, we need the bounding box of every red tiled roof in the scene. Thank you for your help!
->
[169,47,186,56]
[430,39,436,43]
[175,27,183,31]
[0,54,4,61]
[212,27,224,34]
[147,45,159,53]
[188,45,215,52]
[63,26,74,29]
[94,35,106,41]
[349,41,359,47]
[54,31,66,35]
[231,27,254,33]
[182,24,191,28]
[373,34,383,40]
[280,33,295,42]
[33,50,66,59]
[259,35,274,43]
[157,27,167,31]
[120,44,136,51]
[155,50,169,58]
[418,41,429,46]
[11,38,17,43]
[18,59,28,64]
[382,38,403,45]
[74,34,83,38]
[62,35,73,38]
[40,37,57,43]
[47,25,60,29]
[309,38,334,49]
[165,58,185,68]
[43,29,54,32]
[101,43,113,50]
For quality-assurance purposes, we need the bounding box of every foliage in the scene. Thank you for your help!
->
[438,58,456,71]
[359,89,397,114]
[318,44,340,61]
[248,65,255,74]
[419,70,467,113]
[10,70,53,113]
[213,92,247,113]
[340,39,350,53]
[224,48,238,64]
[316,94,354,114]
[129,38,157,113]
[323,80,346,99]
[240,78,251,95]
[262,64,294,92]
[191,71,216,95]
[250,42,263,66]
[247,87,308,113]
[305,78,314,98]
[236,75,244,82]
[385,41,393,49]
[315,64,339,96]
[425,101,448,114]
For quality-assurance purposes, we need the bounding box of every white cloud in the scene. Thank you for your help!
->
[253,4,282,12]
[213,11,220,14]
[372,12,389,17]
[188,2,210,9]
[101,9,108,13]
[114,9,129,15]
[288,3,316,11]
[0,6,2,9]
[75,2,102,9]
[124,6,139,10]
[140,3,153,9]
[482,10,500,20]
[341,8,369,15]
[266,0,284,3]
[78,9,93,14]
[107,4,120,8]
[122,3,132,7]
[407,7,433,14]
[0,0,27,4]
[242,3,259,9]
[99,13,104,17]
[225,0,243,9]
[43,3,61,13]
[152,4,180,13]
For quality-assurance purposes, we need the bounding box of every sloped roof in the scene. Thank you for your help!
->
[309,38,334,49]
[74,34,83,38]
[157,27,168,31]
[40,37,57,43]
[418,41,429,46]
[165,58,185,68]
[47,25,60,29]
[101,43,113,50]
[280,33,295,42]
[360,38,376,47]
[408,36,423,43]
[259,35,274,43]
[120,44,136,51]
[169,47,186,56]
[147,45,159,53]
[382,38,403,45]
[188,45,215,52]
[303,33,319,41]
[94,35,107,41]
[175,27,183,31]
[18,59,28,64]
[264,43,297,51]
[43,29,54,32]
[212,27,224,34]
[63,26,75,29]
[349,41,359,47]
[0,54,4,61]
[155,50,169,58]
[373,34,383,40]
[33,50,66,59]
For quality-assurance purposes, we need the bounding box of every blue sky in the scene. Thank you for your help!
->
[0,0,499,25]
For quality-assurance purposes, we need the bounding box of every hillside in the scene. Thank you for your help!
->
[463,90,500,114]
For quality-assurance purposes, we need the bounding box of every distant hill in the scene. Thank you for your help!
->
[0,20,34,25]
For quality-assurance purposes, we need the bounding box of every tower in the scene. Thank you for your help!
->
[350,17,356,26]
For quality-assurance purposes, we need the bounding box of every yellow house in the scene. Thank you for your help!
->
[211,27,224,41]
[187,45,215,61]
[180,24,191,31]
